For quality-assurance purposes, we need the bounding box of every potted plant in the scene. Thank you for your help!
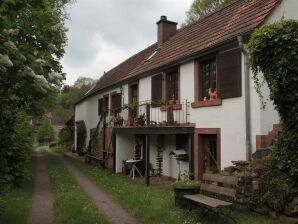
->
[173,171,200,207]
[134,114,146,126]
[110,114,124,126]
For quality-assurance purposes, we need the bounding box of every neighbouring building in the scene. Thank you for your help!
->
[74,0,297,182]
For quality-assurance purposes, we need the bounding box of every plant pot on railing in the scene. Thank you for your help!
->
[110,114,124,127]
[134,114,146,126]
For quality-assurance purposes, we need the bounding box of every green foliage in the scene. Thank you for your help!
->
[250,158,293,213]
[58,127,72,143]
[52,77,95,125]
[173,171,201,189]
[247,20,298,179]
[0,157,34,224]
[185,0,234,25]
[37,119,55,143]
[0,0,72,189]
[0,105,33,190]
[69,157,287,224]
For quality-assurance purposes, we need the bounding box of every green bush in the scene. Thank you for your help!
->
[37,119,55,143]
[249,158,293,213]
[58,127,72,145]
[0,105,33,190]
[247,20,298,180]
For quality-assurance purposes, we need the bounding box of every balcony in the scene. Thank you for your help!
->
[107,99,191,130]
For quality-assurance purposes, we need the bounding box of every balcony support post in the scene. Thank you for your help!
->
[145,134,150,186]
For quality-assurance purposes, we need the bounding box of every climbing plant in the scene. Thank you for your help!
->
[247,19,298,180]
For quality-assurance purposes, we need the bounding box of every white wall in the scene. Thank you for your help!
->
[149,135,189,179]
[115,134,135,173]
[74,86,124,149]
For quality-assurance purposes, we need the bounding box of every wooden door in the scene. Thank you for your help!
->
[202,135,218,173]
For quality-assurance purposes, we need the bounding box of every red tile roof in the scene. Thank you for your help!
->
[79,0,280,103]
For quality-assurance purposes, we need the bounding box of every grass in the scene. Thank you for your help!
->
[46,155,108,224]
[0,157,34,224]
[67,156,290,224]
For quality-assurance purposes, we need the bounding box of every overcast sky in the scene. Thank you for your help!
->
[61,0,193,85]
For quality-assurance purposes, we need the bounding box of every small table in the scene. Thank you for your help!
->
[126,159,143,180]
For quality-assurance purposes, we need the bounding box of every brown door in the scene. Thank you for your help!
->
[202,135,218,173]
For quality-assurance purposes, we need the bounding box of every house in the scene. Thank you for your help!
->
[74,0,298,183]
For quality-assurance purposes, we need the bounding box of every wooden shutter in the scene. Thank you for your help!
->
[114,93,122,112]
[151,74,163,107]
[103,95,109,115]
[98,99,103,116]
[217,48,242,99]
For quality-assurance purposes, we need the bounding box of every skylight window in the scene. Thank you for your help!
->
[145,47,161,62]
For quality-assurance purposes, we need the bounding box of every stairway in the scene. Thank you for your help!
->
[256,124,281,150]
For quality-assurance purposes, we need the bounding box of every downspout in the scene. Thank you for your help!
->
[237,36,252,161]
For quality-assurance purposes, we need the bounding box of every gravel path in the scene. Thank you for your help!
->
[56,154,139,224]
[27,153,54,224]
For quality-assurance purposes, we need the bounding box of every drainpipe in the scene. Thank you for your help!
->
[237,36,252,161]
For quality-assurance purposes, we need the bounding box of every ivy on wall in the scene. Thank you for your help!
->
[247,19,298,180]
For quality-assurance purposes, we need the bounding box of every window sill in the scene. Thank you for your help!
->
[191,99,222,108]
[160,104,182,111]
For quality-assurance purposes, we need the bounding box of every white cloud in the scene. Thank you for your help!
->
[62,0,193,85]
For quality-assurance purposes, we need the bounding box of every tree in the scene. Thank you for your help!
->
[74,76,96,89]
[247,20,298,180]
[0,0,73,190]
[37,119,55,143]
[52,77,96,124]
[185,0,234,25]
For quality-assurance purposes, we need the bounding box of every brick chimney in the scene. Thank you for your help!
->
[157,16,177,46]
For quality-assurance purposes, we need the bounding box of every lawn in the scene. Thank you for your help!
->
[46,155,108,224]
[67,156,289,224]
[0,157,34,224]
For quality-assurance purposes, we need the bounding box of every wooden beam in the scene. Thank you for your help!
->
[113,126,194,135]
[200,183,237,197]
[203,174,238,186]
[145,134,150,186]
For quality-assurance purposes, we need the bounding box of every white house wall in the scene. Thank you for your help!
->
[115,134,135,173]
[75,86,123,149]
[149,135,189,179]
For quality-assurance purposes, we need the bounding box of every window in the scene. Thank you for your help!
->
[111,93,122,115]
[201,59,217,100]
[166,69,179,101]
[103,95,109,116]
[151,74,163,107]
[192,48,241,108]
[98,98,103,116]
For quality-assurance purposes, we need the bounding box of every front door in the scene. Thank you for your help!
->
[202,135,218,173]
